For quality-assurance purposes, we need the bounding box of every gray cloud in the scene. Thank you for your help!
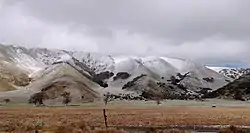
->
[0,0,250,66]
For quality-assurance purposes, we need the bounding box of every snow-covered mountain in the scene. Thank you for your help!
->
[208,66,250,80]
[0,44,231,101]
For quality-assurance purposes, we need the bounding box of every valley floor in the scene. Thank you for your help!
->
[0,99,250,132]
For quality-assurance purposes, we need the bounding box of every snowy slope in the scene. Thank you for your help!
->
[0,45,44,73]
[208,66,250,80]
[140,56,178,79]
[0,44,73,74]
[156,57,227,90]
[102,56,228,94]
[72,52,115,73]
[0,63,101,102]
[0,44,230,96]
[27,48,72,65]
[111,57,160,88]
[207,67,231,73]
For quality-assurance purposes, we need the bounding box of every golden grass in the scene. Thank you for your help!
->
[0,80,16,91]
[0,106,249,132]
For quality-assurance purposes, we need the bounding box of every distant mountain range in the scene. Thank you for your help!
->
[0,44,246,103]
[208,67,250,80]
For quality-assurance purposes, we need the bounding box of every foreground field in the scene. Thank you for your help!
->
[0,100,250,132]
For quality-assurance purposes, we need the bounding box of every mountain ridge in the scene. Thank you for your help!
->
[0,44,232,102]
[208,66,250,80]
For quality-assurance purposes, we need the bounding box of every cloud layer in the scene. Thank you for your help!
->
[0,0,250,66]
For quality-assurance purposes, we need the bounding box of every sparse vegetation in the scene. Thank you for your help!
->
[3,98,10,104]
[168,72,190,85]
[170,75,178,85]
[104,93,144,101]
[113,72,131,81]
[0,107,250,133]
[61,91,72,106]
[219,125,249,133]
[203,77,214,83]
[93,71,114,88]
[29,92,47,106]
[104,92,111,105]
[205,73,250,101]
[156,98,161,105]
[122,74,147,89]
[0,107,249,132]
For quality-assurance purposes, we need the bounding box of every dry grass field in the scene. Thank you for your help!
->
[0,103,250,132]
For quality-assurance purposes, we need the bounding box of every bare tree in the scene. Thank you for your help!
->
[3,98,10,104]
[156,97,161,105]
[29,92,46,106]
[104,92,111,105]
[61,92,72,106]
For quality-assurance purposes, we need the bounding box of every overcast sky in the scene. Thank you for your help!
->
[0,0,250,67]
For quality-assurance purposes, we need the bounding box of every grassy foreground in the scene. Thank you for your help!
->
[0,103,250,132]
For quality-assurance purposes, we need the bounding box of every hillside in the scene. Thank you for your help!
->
[0,80,16,92]
[0,61,30,92]
[0,44,231,101]
[102,56,229,99]
[208,66,250,80]
[0,63,101,103]
[203,73,250,101]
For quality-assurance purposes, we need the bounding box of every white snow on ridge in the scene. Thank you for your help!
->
[206,66,231,73]
[6,47,45,73]
[160,57,195,73]
[113,57,151,76]
[72,52,115,73]
[140,56,178,78]
[56,53,72,62]
[113,56,199,75]
[113,56,130,64]
[0,44,230,91]
[110,55,228,89]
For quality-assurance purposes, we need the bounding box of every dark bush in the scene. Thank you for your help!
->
[61,92,71,106]
[113,72,131,81]
[3,98,10,104]
[122,74,146,89]
[219,125,249,133]
[92,71,113,88]
[234,90,245,101]
[203,77,214,83]
[29,92,46,106]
